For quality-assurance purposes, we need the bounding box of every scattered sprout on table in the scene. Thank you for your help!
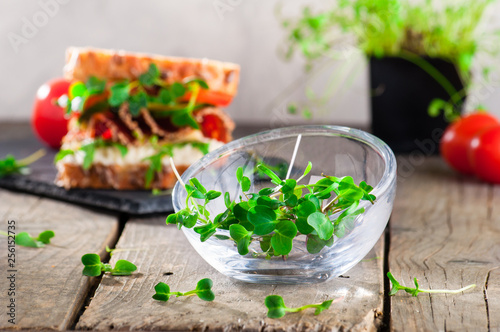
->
[152,278,215,302]
[265,295,333,319]
[387,272,476,297]
[81,253,137,277]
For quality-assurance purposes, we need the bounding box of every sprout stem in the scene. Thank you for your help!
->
[420,284,476,294]
[17,149,46,166]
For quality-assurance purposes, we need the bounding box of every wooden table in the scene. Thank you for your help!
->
[1,123,499,331]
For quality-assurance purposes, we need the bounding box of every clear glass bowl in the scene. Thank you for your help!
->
[172,125,397,284]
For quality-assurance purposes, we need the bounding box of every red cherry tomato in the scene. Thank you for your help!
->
[32,78,71,148]
[200,113,231,143]
[468,125,500,183]
[440,113,499,174]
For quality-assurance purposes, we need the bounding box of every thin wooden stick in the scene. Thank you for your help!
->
[286,134,302,180]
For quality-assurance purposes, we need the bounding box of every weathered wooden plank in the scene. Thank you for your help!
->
[389,157,500,331]
[0,189,119,330]
[77,218,385,331]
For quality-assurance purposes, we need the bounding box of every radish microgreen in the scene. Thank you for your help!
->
[81,253,137,277]
[0,149,46,178]
[0,230,54,248]
[167,161,375,257]
[265,295,333,319]
[152,278,215,302]
[387,272,476,297]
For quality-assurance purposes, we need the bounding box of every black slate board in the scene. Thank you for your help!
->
[0,124,261,216]
[0,131,172,215]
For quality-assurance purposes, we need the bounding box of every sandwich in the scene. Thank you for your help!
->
[55,47,239,190]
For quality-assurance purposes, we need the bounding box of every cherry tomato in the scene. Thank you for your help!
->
[440,112,499,174]
[182,90,234,107]
[468,125,500,183]
[200,113,231,143]
[32,78,71,148]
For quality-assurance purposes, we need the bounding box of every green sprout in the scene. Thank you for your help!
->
[3,230,55,248]
[387,272,476,297]
[81,253,137,277]
[265,295,333,319]
[152,278,215,302]
[166,160,375,258]
[0,149,46,178]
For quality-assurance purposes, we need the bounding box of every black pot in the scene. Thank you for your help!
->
[369,56,464,154]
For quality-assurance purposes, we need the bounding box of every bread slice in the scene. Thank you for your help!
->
[56,163,189,190]
[64,47,240,96]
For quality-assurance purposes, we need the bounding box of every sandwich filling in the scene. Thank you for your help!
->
[55,62,235,189]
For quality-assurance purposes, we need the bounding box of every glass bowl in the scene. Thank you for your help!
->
[172,125,396,284]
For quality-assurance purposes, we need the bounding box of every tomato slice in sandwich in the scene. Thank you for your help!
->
[182,90,234,107]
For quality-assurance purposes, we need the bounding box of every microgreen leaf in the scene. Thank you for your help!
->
[307,212,333,241]
[313,300,333,315]
[129,90,148,116]
[158,88,172,104]
[69,81,87,99]
[257,164,284,185]
[205,190,221,201]
[86,76,106,95]
[271,220,297,255]
[54,149,74,163]
[295,200,317,234]
[306,233,334,254]
[247,205,277,235]
[111,260,138,276]
[171,82,187,98]
[194,223,218,242]
[81,253,103,277]
[281,179,297,194]
[152,282,172,302]
[166,209,198,229]
[233,201,251,223]
[113,143,128,157]
[80,143,96,170]
[229,224,253,255]
[109,81,130,107]
[190,178,207,195]
[184,78,210,90]
[171,110,200,129]
[139,63,160,86]
[194,278,215,301]
[265,295,287,319]
[236,167,252,191]
[303,161,312,177]
[15,232,44,248]
[36,230,55,244]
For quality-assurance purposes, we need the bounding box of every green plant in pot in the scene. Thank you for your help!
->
[281,0,499,153]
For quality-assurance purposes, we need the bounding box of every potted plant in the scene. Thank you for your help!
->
[280,0,498,153]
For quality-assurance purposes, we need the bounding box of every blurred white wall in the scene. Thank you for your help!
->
[1,0,499,127]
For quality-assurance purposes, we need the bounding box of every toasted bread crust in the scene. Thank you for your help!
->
[55,163,189,190]
[64,47,240,96]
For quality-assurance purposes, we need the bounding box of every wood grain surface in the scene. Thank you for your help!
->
[389,157,500,331]
[76,218,386,331]
[0,189,119,330]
